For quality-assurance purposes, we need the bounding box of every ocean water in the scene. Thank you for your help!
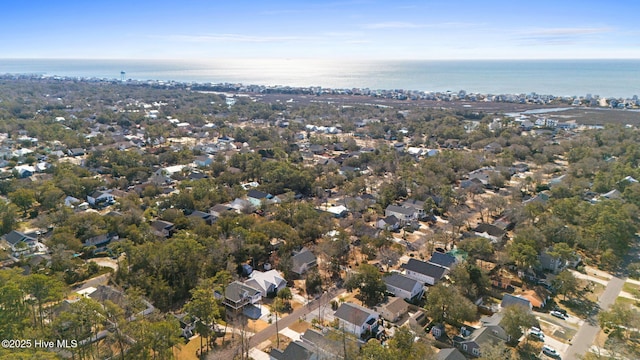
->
[0,58,638,99]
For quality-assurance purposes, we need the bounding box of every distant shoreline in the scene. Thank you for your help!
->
[1,58,639,99]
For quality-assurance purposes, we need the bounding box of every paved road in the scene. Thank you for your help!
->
[248,287,345,348]
[564,276,625,359]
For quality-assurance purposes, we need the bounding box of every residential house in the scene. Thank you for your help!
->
[383,273,424,301]
[87,190,115,207]
[453,318,511,358]
[223,281,262,312]
[473,223,507,243]
[193,155,213,168]
[437,348,467,360]
[88,285,155,319]
[519,287,551,309]
[402,258,448,286]
[1,230,37,257]
[334,302,380,338]
[229,198,254,213]
[67,148,86,157]
[270,341,316,360]
[149,168,173,185]
[400,199,428,220]
[210,204,234,218]
[483,143,504,155]
[174,313,197,339]
[384,205,416,224]
[428,252,458,270]
[188,210,216,225]
[501,294,532,310]
[151,220,175,238]
[291,248,317,276]
[299,328,360,360]
[246,189,279,208]
[82,233,119,252]
[376,215,400,231]
[322,205,349,218]
[538,247,566,274]
[378,296,410,323]
[14,165,35,178]
[244,270,286,298]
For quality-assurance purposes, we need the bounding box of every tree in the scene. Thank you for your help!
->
[358,327,436,360]
[9,188,36,216]
[52,297,105,360]
[478,341,517,360]
[272,297,287,349]
[184,285,222,357]
[552,269,579,300]
[599,302,640,340]
[305,269,323,297]
[449,262,490,299]
[507,241,539,270]
[21,273,65,330]
[424,283,476,324]
[344,264,386,307]
[458,237,494,261]
[501,304,536,343]
[377,247,401,271]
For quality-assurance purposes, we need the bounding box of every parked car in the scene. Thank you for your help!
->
[529,327,545,340]
[550,310,566,319]
[542,345,559,357]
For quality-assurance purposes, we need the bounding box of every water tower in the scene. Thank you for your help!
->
[120,71,125,82]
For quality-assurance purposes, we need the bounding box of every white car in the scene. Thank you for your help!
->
[529,327,544,340]
[542,345,559,357]
[550,310,566,319]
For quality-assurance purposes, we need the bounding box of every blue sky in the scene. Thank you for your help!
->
[2,0,639,60]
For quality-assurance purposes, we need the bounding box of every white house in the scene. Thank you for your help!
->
[87,190,115,206]
[401,258,448,286]
[291,248,317,276]
[384,205,416,224]
[334,302,380,338]
[383,273,424,300]
[245,270,286,298]
[223,281,263,312]
[1,230,38,257]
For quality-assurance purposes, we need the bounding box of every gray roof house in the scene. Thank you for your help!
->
[428,252,458,269]
[378,296,410,323]
[383,273,424,301]
[453,315,511,358]
[334,302,380,338]
[223,281,262,312]
[2,230,37,256]
[377,215,400,231]
[501,293,532,310]
[437,348,467,360]
[401,258,448,286]
[384,205,417,224]
[291,248,317,276]
[269,340,316,360]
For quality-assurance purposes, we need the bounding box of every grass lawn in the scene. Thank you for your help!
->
[616,296,640,308]
[289,320,311,333]
[623,282,640,296]
[247,319,270,332]
[552,327,577,342]
[173,336,201,360]
[268,333,293,351]
[583,281,606,303]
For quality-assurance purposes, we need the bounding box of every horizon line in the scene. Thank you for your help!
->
[2,57,640,62]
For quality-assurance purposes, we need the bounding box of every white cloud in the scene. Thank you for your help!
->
[527,27,612,36]
[362,21,425,29]
[162,34,312,43]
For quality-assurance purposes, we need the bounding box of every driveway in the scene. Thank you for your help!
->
[564,275,625,359]
[246,287,345,348]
